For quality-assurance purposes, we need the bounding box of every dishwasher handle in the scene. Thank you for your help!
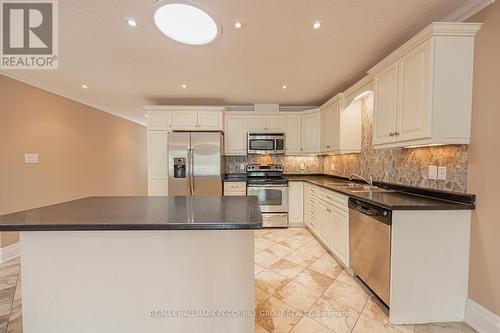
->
[348,199,391,224]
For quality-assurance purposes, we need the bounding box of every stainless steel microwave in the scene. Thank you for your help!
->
[247,133,285,155]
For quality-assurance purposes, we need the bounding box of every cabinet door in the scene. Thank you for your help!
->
[246,115,267,132]
[147,131,168,178]
[301,111,321,153]
[266,115,285,132]
[339,98,361,153]
[224,115,247,155]
[373,62,398,145]
[330,206,348,266]
[330,101,341,151]
[147,112,172,131]
[197,111,223,131]
[285,113,302,154]
[320,108,329,153]
[288,182,304,226]
[172,111,198,130]
[397,41,431,142]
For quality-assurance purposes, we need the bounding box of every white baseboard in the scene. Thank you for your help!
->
[0,242,20,264]
[465,298,500,333]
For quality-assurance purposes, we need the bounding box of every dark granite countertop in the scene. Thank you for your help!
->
[0,196,263,231]
[224,173,247,182]
[285,175,475,211]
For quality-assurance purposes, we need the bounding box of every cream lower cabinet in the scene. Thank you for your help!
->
[223,182,246,196]
[369,22,481,148]
[288,182,304,226]
[304,183,349,266]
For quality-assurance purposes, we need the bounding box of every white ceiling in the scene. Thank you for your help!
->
[1,0,472,124]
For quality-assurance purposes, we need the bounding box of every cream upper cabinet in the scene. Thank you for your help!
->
[320,99,340,153]
[197,111,223,130]
[301,109,321,154]
[285,113,302,154]
[373,63,399,145]
[396,41,431,142]
[266,115,285,132]
[170,109,224,131]
[172,111,198,130]
[369,22,481,148]
[247,114,285,132]
[224,115,247,155]
[246,115,267,132]
[319,91,362,155]
[146,111,172,131]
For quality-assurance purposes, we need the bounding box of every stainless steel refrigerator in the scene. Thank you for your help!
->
[168,132,223,196]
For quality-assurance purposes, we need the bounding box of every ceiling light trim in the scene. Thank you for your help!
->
[151,0,222,46]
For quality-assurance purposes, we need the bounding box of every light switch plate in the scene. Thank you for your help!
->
[330,162,336,172]
[438,166,447,180]
[24,153,39,163]
[428,166,437,180]
[300,163,305,170]
[240,163,245,171]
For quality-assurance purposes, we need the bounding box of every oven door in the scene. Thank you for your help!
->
[247,185,288,213]
[247,136,276,155]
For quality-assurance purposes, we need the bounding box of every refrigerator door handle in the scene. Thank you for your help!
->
[186,146,192,195]
[190,146,195,195]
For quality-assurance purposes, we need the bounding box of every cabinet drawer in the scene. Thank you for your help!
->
[310,185,348,211]
[224,182,246,196]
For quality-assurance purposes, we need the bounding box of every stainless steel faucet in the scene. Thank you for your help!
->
[349,174,373,187]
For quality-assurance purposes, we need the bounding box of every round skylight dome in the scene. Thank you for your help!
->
[153,2,219,45]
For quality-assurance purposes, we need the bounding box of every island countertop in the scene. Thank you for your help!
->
[0,196,263,231]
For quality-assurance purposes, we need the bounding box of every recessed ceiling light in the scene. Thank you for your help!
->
[153,3,219,45]
[234,21,242,29]
[312,21,321,30]
[81,84,88,89]
[181,84,188,89]
[127,18,137,27]
[282,85,287,90]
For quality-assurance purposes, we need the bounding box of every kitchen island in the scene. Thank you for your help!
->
[0,196,262,333]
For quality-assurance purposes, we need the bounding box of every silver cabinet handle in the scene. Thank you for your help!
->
[395,131,400,136]
[326,208,332,213]
[389,132,395,137]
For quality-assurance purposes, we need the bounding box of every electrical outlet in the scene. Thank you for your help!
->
[240,163,245,171]
[428,166,437,180]
[438,166,447,180]
[330,162,336,172]
[300,163,305,171]
[24,153,39,163]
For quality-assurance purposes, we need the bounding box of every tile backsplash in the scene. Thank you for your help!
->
[224,94,469,193]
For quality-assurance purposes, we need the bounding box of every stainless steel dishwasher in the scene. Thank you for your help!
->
[349,198,392,306]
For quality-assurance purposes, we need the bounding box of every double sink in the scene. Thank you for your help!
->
[322,181,394,194]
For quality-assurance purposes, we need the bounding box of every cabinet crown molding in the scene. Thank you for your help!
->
[144,105,226,112]
[321,93,344,110]
[368,22,482,75]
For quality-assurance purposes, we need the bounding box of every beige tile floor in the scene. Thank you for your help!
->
[254,227,477,333]
[0,228,477,333]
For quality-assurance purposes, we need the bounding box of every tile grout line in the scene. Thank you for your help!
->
[4,264,21,333]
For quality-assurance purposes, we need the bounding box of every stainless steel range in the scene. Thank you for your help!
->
[246,164,288,228]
